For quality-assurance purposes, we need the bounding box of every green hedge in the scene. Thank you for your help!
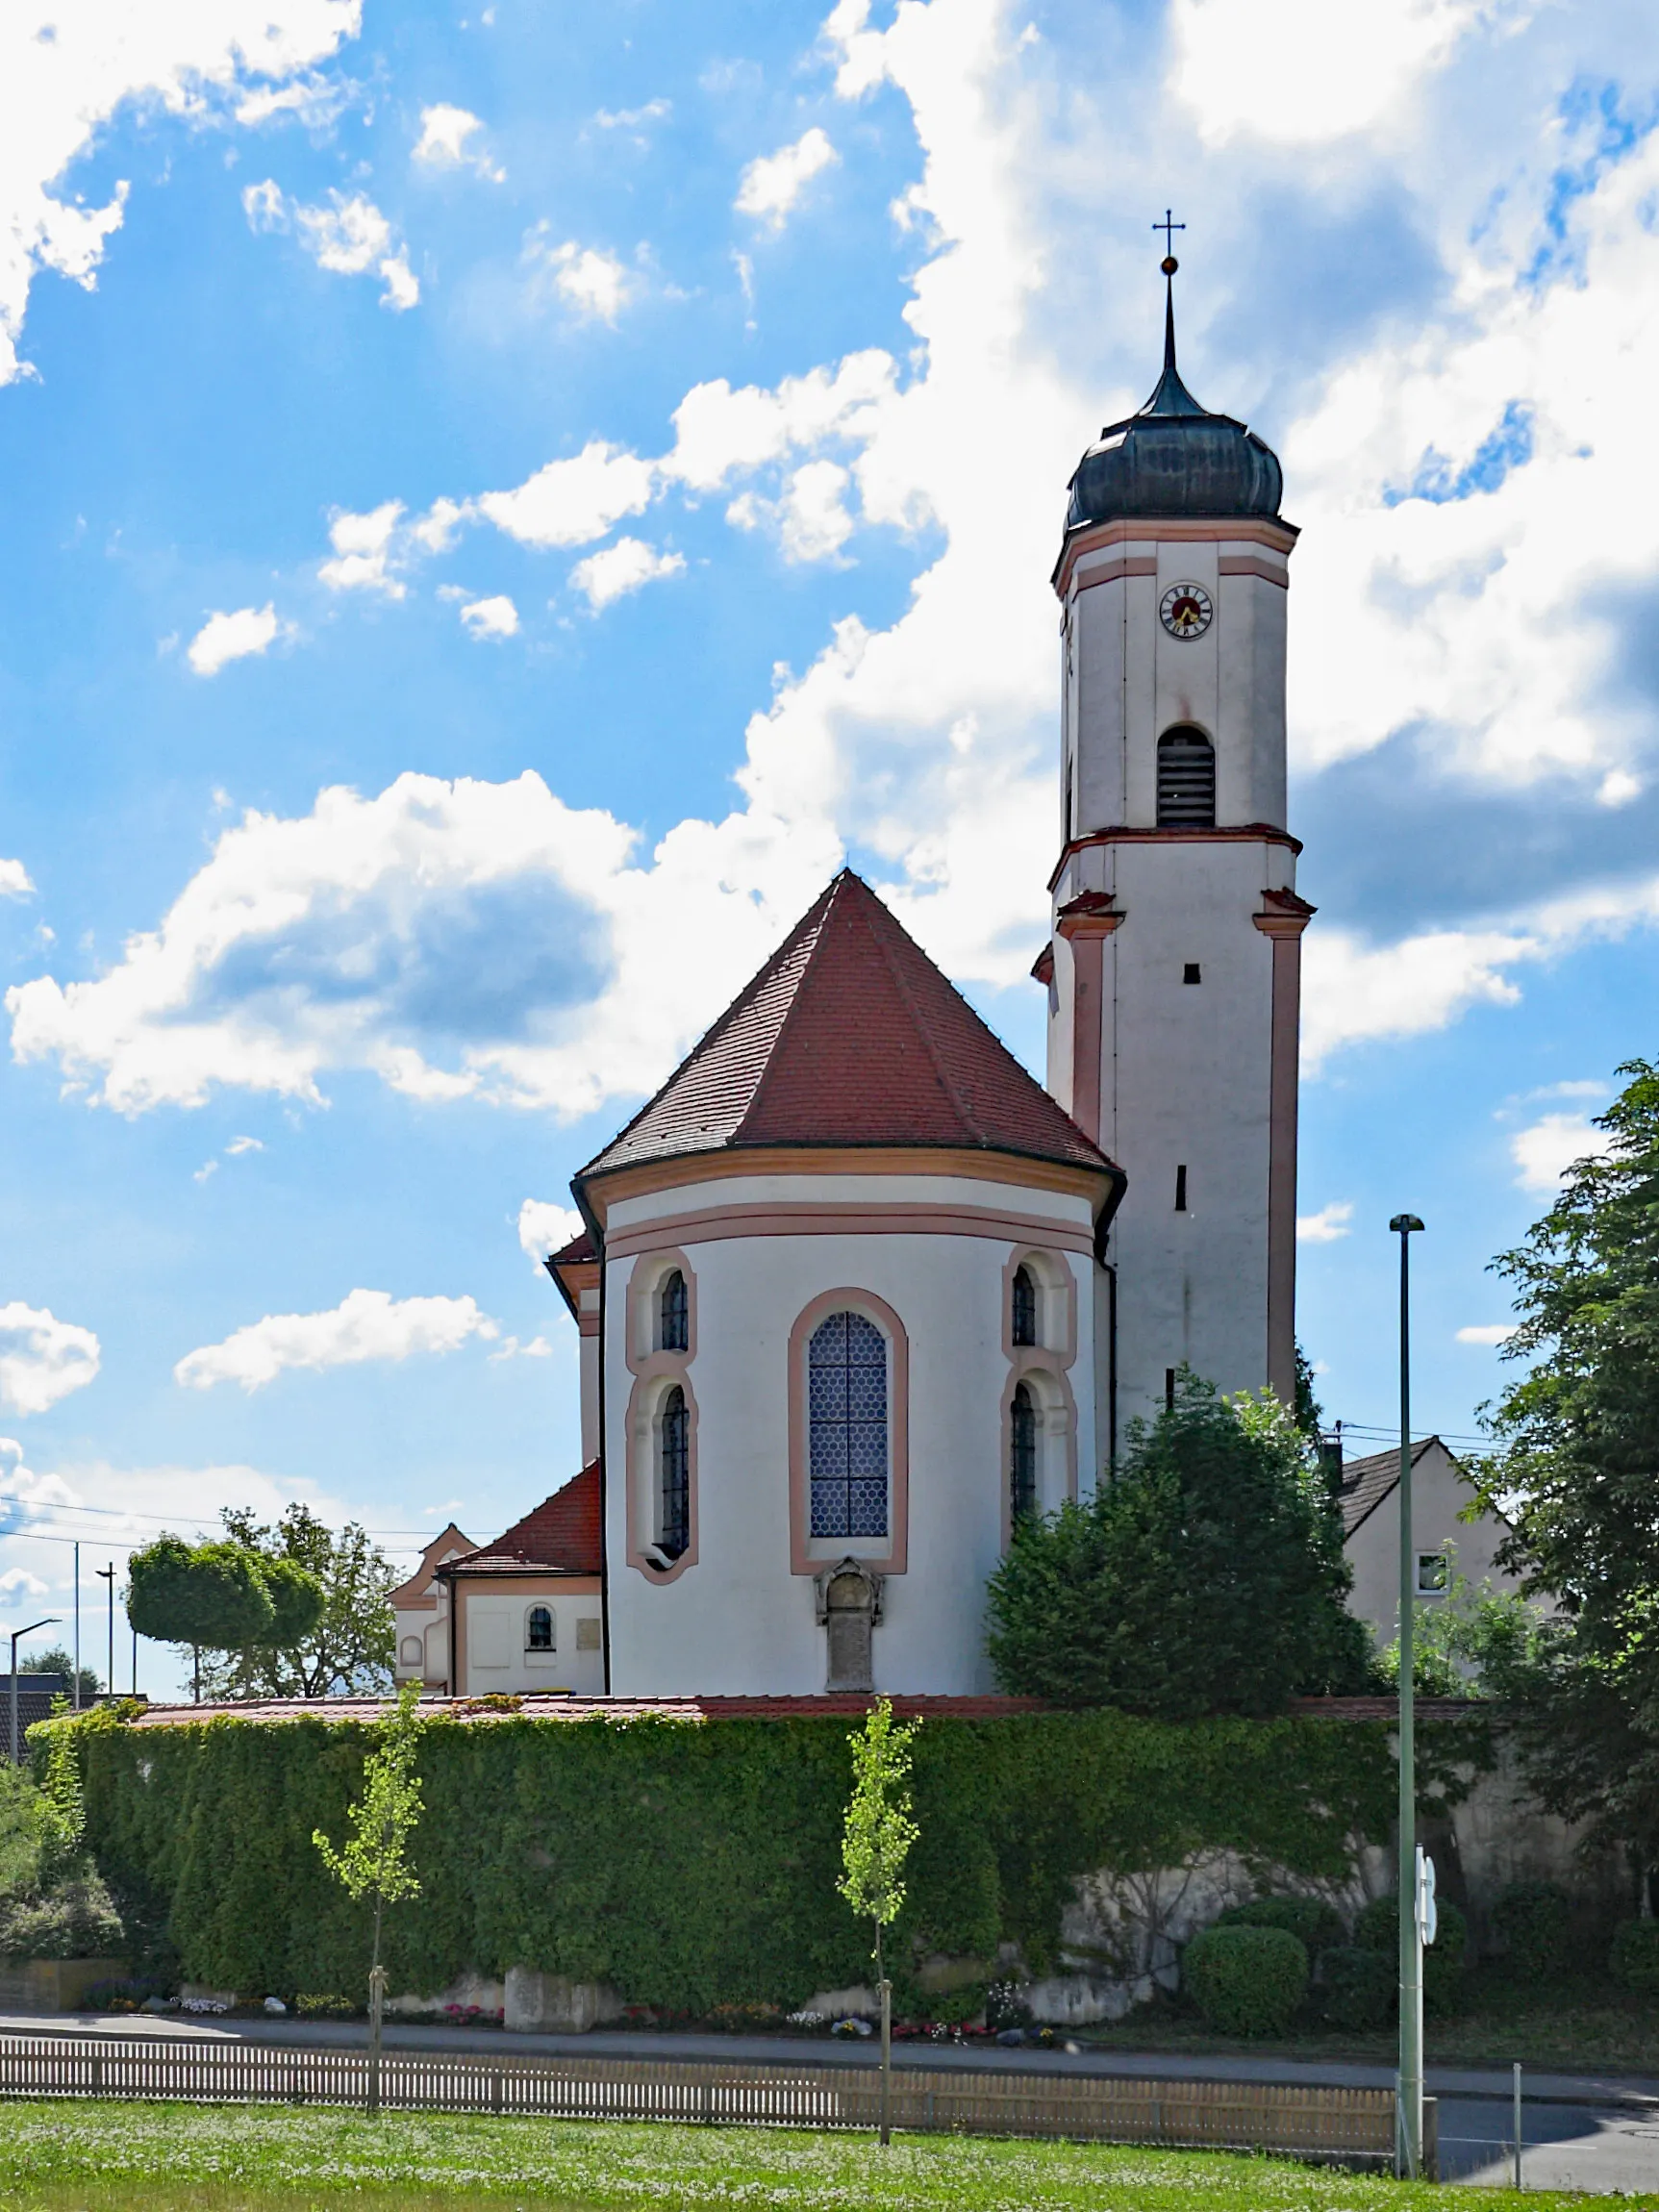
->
[57,1705,1404,2011]
[1183,1923,1308,2035]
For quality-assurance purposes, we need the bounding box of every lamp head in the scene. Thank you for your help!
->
[1389,1214,1426,1235]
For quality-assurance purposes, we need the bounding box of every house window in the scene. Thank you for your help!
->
[526,1605,554,1651]
[658,1269,689,1353]
[808,1311,889,1540]
[1417,1552,1448,1596]
[1156,726,1216,827]
[659,1385,690,1559]
[1012,1264,1038,1347]
[1011,1382,1038,1521]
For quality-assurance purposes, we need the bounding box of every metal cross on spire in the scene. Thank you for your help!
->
[1153,209,1186,266]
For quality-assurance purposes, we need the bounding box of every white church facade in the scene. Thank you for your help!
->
[536,266,1308,1698]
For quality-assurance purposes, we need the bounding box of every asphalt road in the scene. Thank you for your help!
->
[0,2012,1655,2192]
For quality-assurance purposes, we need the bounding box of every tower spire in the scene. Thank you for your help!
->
[1141,212,1205,418]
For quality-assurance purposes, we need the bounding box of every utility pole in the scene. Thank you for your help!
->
[72,1543,81,1711]
[1390,1212,1426,2176]
[96,1565,114,1702]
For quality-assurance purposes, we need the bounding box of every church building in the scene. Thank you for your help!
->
[540,264,1307,1698]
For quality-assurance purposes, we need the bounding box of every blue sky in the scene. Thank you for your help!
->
[2,0,1657,1693]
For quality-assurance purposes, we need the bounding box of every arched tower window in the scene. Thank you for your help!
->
[1012,1264,1038,1347]
[658,1269,688,1353]
[658,1385,690,1560]
[1010,1382,1038,1521]
[808,1311,889,1540]
[1156,726,1216,828]
[525,1604,553,1651]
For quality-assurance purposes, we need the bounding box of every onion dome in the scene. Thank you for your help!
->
[1066,264,1283,530]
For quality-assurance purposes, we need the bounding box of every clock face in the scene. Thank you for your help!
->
[1160,582,1213,641]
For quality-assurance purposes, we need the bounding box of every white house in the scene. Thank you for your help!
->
[1341,1436,1527,1650]
[390,1523,473,1693]
[533,263,1315,1697]
[438,1468,605,1697]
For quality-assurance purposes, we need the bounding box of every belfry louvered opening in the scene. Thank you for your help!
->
[1156,725,1216,827]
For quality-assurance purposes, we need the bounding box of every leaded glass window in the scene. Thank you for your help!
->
[808,1311,889,1540]
[659,1269,689,1353]
[1012,1264,1037,1346]
[526,1604,553,1651]
[1010,1382,1038,1521]
[659,1384,690,1559]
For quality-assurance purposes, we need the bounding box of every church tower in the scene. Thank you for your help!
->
[1041,244,1308,1441]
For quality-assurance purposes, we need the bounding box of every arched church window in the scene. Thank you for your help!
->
[525,1604,554,1651]
[808,1311,889,1540]
[1010,1382,1039,1521]
[658,1269,689,1353]
[1012,1264,1038,1347]
[1156,726,1216,828]
[658,1385,690,1559]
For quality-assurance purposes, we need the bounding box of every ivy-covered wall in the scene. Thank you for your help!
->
[64,1706,1401,2009]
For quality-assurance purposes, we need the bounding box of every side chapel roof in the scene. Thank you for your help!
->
[577,870,1117,1187]
[442,1462,602,1579]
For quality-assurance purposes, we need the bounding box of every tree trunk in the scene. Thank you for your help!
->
[876,1924,892,2148]
[367,1897,386,2118]
[192,1646,200,1704]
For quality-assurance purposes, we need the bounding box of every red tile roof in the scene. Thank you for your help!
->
[579,871,1117,1184]
[444,1463,602,1578]
[548,1227,595,1266]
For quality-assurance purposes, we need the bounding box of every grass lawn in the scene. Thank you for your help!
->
[1078,1973,1659,2074]
[0,2102,1575,2212]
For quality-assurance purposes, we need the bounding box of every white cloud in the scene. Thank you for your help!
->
[476,442,654,549]
[226,1135,264,1156]
[187,604,288,677]
[593,99,670,131]
[663,351,895,492]
[244,182,418,310]
[235,72,351,129]
[1169,0,1492,147]
[318,501,406,595]
[488,1333,553,1363]
[413,103,503,179]
[409,497,466,556]
[517,1199,584,1265]
[1296,1202,1353,1244]
[1510,1112,1618,1195]
[0,1,361,387]
[459,594,518,641]
[0,860,36,899]
[1456,1323,1516,1346]
[175,1287,499,1393]
[1304,875,1659,1068]
[735,126,840,230]
[0,1568,49,1602]
[539,239,630,324]
[0,1304,101,1417]
[569,537,685,611]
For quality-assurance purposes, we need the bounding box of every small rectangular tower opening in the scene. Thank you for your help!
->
[1183,962,1201,985]
[1174,1164,1188,1212]
[1165,1369,1176,1413]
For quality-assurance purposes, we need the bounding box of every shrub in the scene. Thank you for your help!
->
[1610,1919,1659,1998]
[1215,1895,1345,1958]
[1491,1880,1572,1983]
[1183,1924,1308,2036]
[1354,1893,1469,2016]
[0,1872,124,1961]
[1320,1945,1395,2030]
[295,1993,358,2019]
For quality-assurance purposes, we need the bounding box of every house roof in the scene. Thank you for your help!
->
[577,870,1118,1188]
[388,1523,474,1611]
[442,1462,602,1579]
[1339,1436,1462,1538]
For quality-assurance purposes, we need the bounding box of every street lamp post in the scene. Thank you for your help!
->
[1390,1212,1426,2177]
[10,1619,63,1768]
[96,1565,114,1701]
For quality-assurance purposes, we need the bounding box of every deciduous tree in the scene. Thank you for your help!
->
[839,1697,918,2148]
[987,1371,1370,1716]
[207,1505,394,1699]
